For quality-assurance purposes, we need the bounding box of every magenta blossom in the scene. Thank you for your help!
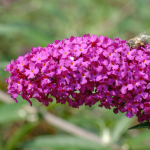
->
[4,33,150,127]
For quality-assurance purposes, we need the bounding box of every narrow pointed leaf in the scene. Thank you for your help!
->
[128,122,150,129]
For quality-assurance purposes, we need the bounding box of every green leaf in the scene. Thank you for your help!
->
[0,24,53,47]
[4,122,37,150]
[0,61,9,69]
[0,95,30,124]
[128,122,150,129]
[21,135,108,150]
[0,24,21,34]
[0,103,26,123]
[22,26,53,46]
[111,116,133,142]
[125,130,150,149]
[0,61,10,78]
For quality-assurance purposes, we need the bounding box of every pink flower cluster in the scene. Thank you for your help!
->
[5,33,150,124]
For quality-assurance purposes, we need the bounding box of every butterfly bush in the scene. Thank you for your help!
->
[4,33,150,124]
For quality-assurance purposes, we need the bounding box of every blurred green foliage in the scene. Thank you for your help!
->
[1,0,150,150]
